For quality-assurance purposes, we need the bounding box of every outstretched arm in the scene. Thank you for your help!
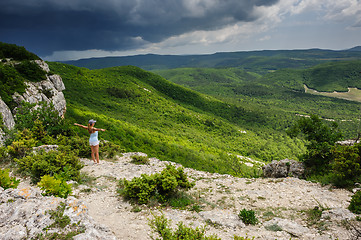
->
[74,123,88,129]
[94,127,106,132]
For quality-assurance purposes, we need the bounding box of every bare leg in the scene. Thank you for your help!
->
[94,144,100,164]
[90,146,96,163]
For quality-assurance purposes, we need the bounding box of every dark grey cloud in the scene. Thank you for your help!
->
[0,0,279,56]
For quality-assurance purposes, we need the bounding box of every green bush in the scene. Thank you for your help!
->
[55,134,91,158]
[233,236,255,240]
[15,101,71,137]
[14,60,47,82]
[238,209,258,225]
[149,214,221,240]
[38,174,72,198]
[348,191,361,214]
[287,114,342,171]
[0,64,27,108]
[0,168,20,189]
[119,164,195,204]
[15,150,83,183]
[7,129,38,158]
[331,144,361,187]
[100,141,123,159]
[0,146,8,162]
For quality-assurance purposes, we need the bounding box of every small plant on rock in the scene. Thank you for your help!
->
[131,155,150,165]
[238,208,258,225]
[148,213,221,240]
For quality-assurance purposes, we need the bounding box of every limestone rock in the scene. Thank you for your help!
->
[34,60,50,73]
[262,159,305,178]
[48,74,65,91]
[321,208,356,222]
[11,60,66,118]
[32,145,59,153]
[264,217,309,237]
[0,186,117,240]
[198,210,246,229]
[0,97,15,130]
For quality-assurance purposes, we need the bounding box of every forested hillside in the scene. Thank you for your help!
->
[48,62,306,175]
[155,62,361,139]
[63,48,361,73]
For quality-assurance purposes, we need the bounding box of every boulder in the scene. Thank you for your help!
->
[262,159,305,178]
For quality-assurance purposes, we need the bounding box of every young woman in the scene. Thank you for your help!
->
[74,119,106,164]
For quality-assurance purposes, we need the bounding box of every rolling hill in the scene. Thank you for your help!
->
[47,62,306,175]
[154,61,361,139]
[62,48,361,74]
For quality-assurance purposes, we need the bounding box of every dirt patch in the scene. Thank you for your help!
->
[304,85,361,102]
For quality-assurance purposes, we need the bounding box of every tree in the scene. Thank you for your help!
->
[287,115,343,171]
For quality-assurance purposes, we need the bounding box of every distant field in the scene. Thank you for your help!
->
[305,85,361,102]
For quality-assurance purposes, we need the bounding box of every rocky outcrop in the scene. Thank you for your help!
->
[262,159,305,178]
[0,60,66,145]
[0,186,117,240]
[12,61,66,117]
[0,96,16,144]
[0,97,15,130]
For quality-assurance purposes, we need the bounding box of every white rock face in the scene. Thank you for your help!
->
[0,96,15,130]
[0,96,16,144]
[12,73,67,117]
[0,60,67,145]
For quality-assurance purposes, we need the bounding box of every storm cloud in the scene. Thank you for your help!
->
[0,0,279,56]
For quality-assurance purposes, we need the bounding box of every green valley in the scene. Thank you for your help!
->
[154,61,361,139]
[47,62,306,175]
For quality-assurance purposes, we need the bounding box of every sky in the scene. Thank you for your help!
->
[0,0,360,61]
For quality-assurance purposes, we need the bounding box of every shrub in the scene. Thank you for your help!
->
[287,115,342,171]
[7,129,37,158]
[15,149,83,183]
[100,140,123,159]
[238,209,258,225]
[14,60,47,82]
[56,134,91,158]
[348,191,361,214]
[233,236,255,240]
[15,101,71,137]
[331,144,361,187]
[148,214,221,240]
[0,64,27,108]
[0,146,8,162]
[0,168,20,189]
[119,164,195,204]
[131,155,150,165]
[304,206,324,225]
[38,174,72,198]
